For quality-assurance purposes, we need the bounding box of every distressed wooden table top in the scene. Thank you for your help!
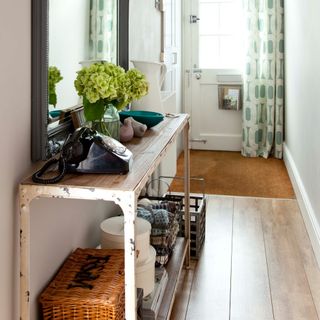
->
[21,114,189,195]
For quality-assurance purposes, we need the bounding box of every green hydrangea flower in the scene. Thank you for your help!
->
[48,66,63,107]
[126,68,149,101]
[74,62,149,120]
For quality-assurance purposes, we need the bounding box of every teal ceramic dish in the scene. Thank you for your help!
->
[49,110,62,118]
[119,110,164,128]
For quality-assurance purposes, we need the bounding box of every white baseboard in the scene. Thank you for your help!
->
[283,143,320,267]
[191,133,242,151]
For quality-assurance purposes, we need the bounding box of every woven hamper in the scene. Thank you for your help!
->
[40,248,125,320]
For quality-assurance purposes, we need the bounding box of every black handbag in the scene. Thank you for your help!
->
[32,127,133,184]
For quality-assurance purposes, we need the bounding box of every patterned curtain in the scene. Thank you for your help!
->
[241,0,284,159]
[89,0,117,63]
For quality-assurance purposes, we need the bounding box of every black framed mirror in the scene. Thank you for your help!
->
[31,0,129,161]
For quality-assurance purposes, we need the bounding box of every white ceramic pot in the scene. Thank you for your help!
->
[136,246,156,297]
[100,216,151,263]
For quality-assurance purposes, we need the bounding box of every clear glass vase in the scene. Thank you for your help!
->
[91,104,120,140]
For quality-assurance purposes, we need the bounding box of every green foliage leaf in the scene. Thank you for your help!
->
[83,97,106,121]
[49,93,57,107]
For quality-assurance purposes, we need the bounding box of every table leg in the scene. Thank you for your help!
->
[183,121,191,268]
[119,192,137,320]
[20,186,32,320]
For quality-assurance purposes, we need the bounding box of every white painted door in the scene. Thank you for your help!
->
[184,0,244,151]
[159,0,182,191]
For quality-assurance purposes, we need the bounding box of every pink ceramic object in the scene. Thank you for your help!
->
[120,118,134,142]
[127,117,148,137]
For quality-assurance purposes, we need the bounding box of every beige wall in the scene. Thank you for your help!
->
[0,1,31,318]
[0,1,118,319]
[29,199,118,319]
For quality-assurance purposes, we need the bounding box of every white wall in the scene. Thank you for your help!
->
[129,1,161,63]
[129,0,182,117]
[129,0,182,185]
[284,1,320,262]
[49,0,90,110]
[0,1,118,319]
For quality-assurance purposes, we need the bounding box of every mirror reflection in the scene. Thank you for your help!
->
[31,0,128,161]
[48,0,118,129]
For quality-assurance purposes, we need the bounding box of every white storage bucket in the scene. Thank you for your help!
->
[100,216,151,263]
[136,246,156,297]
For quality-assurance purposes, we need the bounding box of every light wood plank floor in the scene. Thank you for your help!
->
[171,196,320,320]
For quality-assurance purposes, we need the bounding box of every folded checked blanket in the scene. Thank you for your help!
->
[136,202,180,266]
[137,207,171,229]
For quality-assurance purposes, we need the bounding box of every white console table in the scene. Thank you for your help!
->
[19,114,190,320]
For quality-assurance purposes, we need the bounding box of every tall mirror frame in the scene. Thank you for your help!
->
[31,0,129,161]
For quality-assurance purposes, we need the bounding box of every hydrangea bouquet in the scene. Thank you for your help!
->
[74,62,148,123]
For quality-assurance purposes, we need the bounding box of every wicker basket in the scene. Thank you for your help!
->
[39,248,125,320]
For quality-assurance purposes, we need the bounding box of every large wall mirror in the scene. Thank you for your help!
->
[31,0,129,161]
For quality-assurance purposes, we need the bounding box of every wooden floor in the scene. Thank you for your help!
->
[171,196,320,320]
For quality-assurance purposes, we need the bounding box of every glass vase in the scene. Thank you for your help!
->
[92,104,120,140]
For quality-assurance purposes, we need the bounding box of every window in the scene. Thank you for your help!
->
[199,0,244,69]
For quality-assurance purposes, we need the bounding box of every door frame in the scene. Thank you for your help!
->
[182,0,195,117]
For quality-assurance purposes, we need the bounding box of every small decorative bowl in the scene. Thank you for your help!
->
[119,110,164,128]
[49,110,62,118]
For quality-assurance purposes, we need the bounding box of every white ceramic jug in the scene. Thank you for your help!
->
[131,60,167,113]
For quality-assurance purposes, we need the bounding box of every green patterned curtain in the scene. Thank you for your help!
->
[242,0,284,159]
[89,0,117,63]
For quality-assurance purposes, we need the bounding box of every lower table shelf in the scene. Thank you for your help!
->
[157,237,188,320]
[20,115,190,320]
